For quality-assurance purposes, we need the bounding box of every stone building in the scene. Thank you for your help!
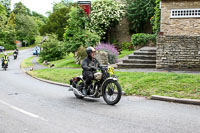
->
[157,0,200,69]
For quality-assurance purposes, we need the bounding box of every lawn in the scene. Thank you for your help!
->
[118,49,133,59]
[28,68,200,99]
[37,53,80,68]
[21,56,34,68]
[0,52,13,58]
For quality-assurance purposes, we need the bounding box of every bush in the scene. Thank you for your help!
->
[39,34,65,62]
[131,33,156,47]
[88,0,125,37]
[3,44,16,50]
[0,41,16,50]
[95,43,118,64]
[75,46,87,65]
[121,42,133,50]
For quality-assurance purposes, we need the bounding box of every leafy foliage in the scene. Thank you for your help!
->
[64,7,100,53]
[15,14,39,45]
[0,3,6,26]
[95,43,118,64]
[40,7,71,41]
[75,46,87,64]
[0,0,11,15]
[121,42,133,50]
[39,34,65,62]
[88,0,125,37]
[0,4,16,49]
[151,0,161,33]
[127,0,155,33]
[13,2,31,15]
[131,33,156,47]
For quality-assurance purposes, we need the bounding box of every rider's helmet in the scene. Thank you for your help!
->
[4,53,7,56]
[86,47,95,56]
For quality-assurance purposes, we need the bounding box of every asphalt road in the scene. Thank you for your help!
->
[0,49,200,133]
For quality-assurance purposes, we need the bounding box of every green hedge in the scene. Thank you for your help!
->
[0,41,16,50]
[131,33,156,47]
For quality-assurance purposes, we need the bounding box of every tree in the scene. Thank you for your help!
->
[15,14,39,45]
[13,2,31,16]
[0,3,6,27]
[64,7,100,53]
[0,0,11,15]
[7,12,16,26]
[40,7,71,41]
[32,11,47,31]
[127,0,155,33]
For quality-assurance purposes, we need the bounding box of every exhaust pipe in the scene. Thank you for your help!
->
[68,85,85,97]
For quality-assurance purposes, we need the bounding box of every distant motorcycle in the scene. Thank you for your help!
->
[13,53,17,60]
[69,66,122,105]
[2,60,8,71]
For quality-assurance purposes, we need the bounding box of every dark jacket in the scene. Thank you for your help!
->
[81,56,101,72]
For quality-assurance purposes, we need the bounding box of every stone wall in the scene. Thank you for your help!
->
[157,35,200,69]
[161,0,200,36]
[95,51,108,65]
[108,18,132,43]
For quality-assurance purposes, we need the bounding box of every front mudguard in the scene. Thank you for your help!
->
[100,77,118,95]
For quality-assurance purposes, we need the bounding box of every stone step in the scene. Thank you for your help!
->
[139,47,156,52]
[117,63,156,68]
[123,59,156,64]
[134,51,156,56]
[140,49,156,53]
[128,55,156,60]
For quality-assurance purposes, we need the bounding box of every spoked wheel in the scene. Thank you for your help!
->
[103,80,122,105]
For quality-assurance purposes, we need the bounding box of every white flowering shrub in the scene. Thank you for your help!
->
[87,0,126,37]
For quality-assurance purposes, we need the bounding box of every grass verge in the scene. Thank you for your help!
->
[21,56,34,68]
[37,53,80,68]
[29,68,200,99]
[0,52,13,58]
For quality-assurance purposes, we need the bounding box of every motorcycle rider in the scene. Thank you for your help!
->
[81,47,101,95]
[13,50,18,59]
[1,53,9,68]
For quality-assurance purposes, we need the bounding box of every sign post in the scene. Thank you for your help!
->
[77,1,91,16]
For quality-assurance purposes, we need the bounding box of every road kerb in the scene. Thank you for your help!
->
[20,64,126,95]
[151,95,200,105]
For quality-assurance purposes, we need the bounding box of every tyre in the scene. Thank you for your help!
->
[102,80,122,105]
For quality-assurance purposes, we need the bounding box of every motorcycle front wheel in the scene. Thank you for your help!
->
[102,80,122,105]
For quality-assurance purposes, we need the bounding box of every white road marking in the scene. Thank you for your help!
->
[0,99,48,121]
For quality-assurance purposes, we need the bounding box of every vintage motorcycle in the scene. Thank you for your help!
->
[2,60,8,71]
[69,66,122,105]
[13,53,17,60]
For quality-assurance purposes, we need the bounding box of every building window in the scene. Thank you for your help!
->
[171,9,200,18]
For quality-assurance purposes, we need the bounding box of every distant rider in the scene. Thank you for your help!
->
[1,53,9,68]
[13,50,18,59]
[81,47,101,95]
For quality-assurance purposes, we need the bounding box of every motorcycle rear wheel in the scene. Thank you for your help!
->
[102,80,122,105]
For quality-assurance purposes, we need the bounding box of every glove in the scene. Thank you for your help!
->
[90,66,97,71]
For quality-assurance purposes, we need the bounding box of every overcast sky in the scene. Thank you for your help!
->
[11,0,62,16]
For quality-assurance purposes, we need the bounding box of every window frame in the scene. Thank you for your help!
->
[170,8,200,18]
